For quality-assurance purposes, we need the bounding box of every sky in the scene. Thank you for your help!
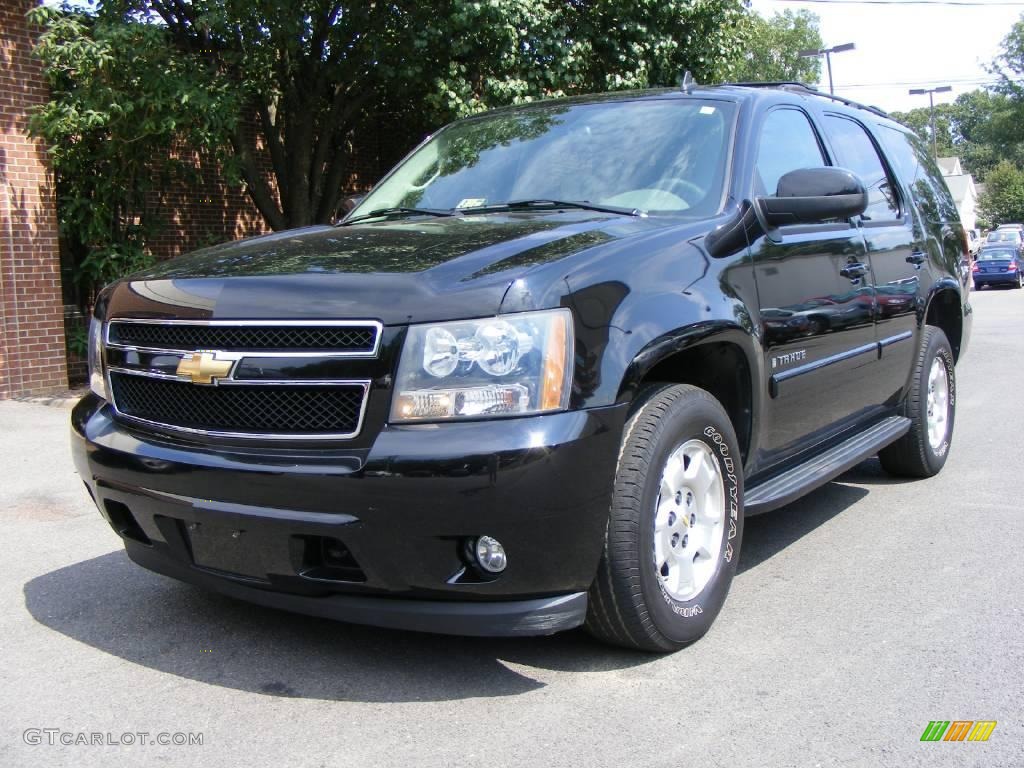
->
[749,0,1024,113]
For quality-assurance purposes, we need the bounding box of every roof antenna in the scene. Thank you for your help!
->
[679,70,696,94]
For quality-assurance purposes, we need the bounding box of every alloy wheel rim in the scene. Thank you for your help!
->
[653,439,726,602]
[925,356,950,452]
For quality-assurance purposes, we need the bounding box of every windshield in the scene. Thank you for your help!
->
[986,230,1020,242]
[351,98,736,219]
[979,249,1016,260]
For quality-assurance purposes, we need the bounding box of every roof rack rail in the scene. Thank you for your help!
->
[721,81,891,120]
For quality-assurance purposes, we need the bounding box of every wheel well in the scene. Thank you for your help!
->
[925,289,963,362]
[639,342,753,463]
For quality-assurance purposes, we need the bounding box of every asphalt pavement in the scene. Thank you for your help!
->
[0,287,1021,768]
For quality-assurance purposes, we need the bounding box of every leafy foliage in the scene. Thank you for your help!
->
[977,160,1024,229]
[88,0,750,232]
[889,104,957,160]
[28,4,238,304]
[731,10,822,84]
[32,0,794,300]
[968,14,1024,228]
[891,90,1024,180]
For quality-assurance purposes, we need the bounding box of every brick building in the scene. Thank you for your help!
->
[143,126,392,261]
[1,0,67,397]
[1,1,421,398]
[145,140,273,261]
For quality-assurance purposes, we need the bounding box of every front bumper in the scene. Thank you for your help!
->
[72,394,627,636]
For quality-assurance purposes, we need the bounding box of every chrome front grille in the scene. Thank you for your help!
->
[108,320,378,354]
[104,319,379,440]
[109,374,367,436]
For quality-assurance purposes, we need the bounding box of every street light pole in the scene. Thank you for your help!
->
[908,85,953,160]
[798,42,856,95]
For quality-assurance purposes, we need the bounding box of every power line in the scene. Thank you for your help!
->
[837,78,1000,88]
[767,0,1024,6]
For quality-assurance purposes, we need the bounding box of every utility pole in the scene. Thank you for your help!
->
[908,86,953,160]
[798,42,856,95]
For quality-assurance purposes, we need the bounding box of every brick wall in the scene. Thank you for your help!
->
[0,0,67,398]
[144,115,411,261]
[145,130,275,260]
[0,0,429,400]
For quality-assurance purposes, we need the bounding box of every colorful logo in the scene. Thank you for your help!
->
[920,721,997,742]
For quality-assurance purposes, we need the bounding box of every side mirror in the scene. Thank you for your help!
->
[704,168,868,258]
[759,167,868,227]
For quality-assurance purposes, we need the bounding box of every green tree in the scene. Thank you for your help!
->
[29,0,754,297]
[891,90,1024,179]
[890,103,956,159]
[950,90,1024,178]
[731,10,822,84]
[28,6,239,304]
[59,0,750,232]
[977,160,1024,228]
[990,14,1024,100]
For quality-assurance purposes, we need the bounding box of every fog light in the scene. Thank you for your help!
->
[474,535,508,573]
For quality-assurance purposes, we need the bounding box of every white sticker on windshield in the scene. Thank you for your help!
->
[699,106,716,115]
[456,198,487,209]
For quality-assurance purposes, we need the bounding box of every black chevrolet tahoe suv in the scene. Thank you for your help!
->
[72,83,971,652]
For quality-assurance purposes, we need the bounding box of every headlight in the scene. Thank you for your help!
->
[88,315,108,401]
[391,309,574,422]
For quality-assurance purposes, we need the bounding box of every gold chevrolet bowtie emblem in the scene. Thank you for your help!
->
[176,352,233,385]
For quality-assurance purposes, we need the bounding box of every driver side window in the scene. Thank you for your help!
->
[755,109,827,197]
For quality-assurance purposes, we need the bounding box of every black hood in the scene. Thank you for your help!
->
[106,211,675,324]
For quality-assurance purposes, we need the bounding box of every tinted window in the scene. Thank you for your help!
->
[356,99,736,218]
[823,115,900,221]
[978,249,1016,260]
[876,125,958,224]
[876,126,938,223]
[755,109,826,196]
[987,230,1021,243]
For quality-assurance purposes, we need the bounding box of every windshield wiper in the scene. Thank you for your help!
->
[339,206,459,226]
[459,199,643,217]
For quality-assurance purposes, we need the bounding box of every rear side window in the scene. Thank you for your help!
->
[823,115,900,221]
[875,125,958,224]
[755,109,826,196]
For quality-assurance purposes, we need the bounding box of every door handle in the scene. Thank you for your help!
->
[906,251,926,266]
[840,262,869,279]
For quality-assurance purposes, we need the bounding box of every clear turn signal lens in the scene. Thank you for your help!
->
[391,309,573,423]
[88,316,108,401]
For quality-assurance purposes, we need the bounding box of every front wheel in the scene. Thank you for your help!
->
[879,326,956,478]
[585,384,743,652]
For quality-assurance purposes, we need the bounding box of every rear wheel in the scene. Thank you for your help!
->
[879,326,956,478]
[585,384,743,652]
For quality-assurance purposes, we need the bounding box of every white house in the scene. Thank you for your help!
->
[936,156,978,232]
[937,157,963,176]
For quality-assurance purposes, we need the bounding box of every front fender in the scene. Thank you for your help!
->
[617,322,761,403]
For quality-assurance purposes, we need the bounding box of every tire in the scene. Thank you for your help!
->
[879,326,956,478]
[585,384,743,652]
